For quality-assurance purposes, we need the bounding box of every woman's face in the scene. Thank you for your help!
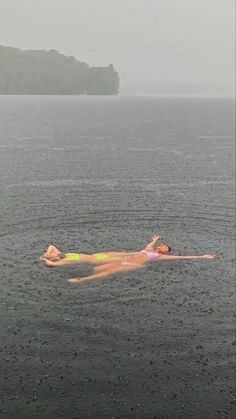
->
[156,244,170,254]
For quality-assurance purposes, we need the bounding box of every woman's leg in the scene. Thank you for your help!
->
[68,262,143,283]
[93,262,124,272]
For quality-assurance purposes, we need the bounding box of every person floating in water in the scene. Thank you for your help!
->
[40,235,215,283]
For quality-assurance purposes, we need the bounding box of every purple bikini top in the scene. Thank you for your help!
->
[140,250,160,259]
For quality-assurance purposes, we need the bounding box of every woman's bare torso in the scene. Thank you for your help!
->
[78,251,146,265]
[80,252,150,265]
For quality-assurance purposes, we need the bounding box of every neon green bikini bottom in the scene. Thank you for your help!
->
[65,253,81,261]
[94,253,108,260]
[65,253,108,261]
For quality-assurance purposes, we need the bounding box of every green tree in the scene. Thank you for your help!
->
[0,45,119,95]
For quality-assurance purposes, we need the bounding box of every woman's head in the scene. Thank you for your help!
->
[156,244,171,254]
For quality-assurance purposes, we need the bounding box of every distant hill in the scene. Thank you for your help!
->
[0,45,119,95]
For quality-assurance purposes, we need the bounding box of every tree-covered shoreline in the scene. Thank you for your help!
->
[0,45,119,95]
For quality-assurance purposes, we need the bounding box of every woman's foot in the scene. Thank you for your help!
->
[42,245,61,260]
[68,278,80,283]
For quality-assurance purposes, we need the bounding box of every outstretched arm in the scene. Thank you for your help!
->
[159,254,215,261]
[144,234,160,251]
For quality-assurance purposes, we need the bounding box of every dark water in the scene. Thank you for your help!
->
[0,96,235,419]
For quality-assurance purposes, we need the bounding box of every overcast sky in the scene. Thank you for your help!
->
[0,0,235,93]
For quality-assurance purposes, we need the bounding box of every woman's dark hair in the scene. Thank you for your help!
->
[167,246,172,252]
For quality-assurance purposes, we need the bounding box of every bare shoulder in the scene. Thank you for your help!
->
[157,254,168,259]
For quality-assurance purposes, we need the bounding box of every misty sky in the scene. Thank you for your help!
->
[0,0,235,93]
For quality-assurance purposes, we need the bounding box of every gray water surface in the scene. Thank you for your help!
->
[0,96,235,419]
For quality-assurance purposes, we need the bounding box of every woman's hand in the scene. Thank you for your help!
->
[152,234,160,241]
